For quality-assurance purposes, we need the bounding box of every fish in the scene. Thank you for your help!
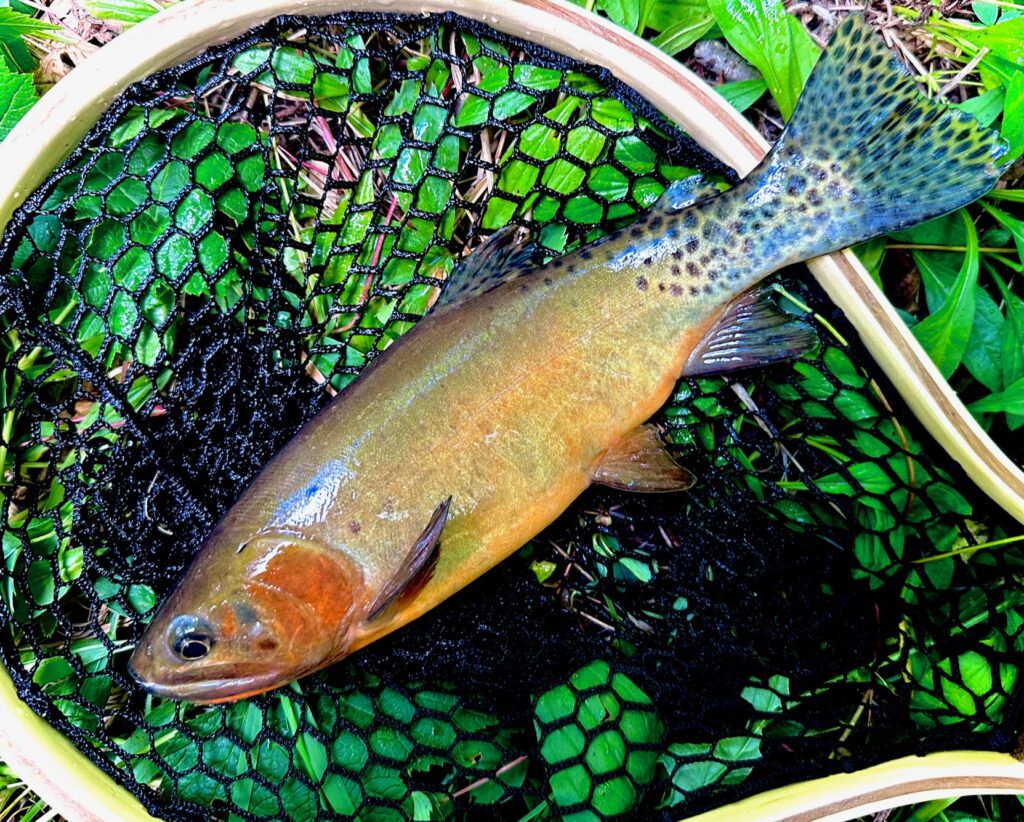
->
[128,15,1006,703]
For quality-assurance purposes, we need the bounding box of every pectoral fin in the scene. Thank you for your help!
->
[684,287,818,377]
[366,497,451,622]
[593,425,695,493]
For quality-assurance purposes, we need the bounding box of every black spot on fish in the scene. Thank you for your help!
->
[670,284,683,297]
[543,277,553,286]
[672,248,683,260]
[670,265,681,277]
[630,226,644,238]
[349,520,361,534]
[685,236,699,253]
[636,276,648,292]
[649,215,664,230]
[684,213,697,228]
[257,638,279,651]
[519,283,529,292]
[568,264,576,273]
[658,282,666,292]
[708,270,719,282]
[581,249,592,260]
[689,285,699,295]
[643,256,653,266]
[686,262,699,277]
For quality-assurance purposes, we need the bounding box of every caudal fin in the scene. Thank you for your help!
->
[742,14,1006,268]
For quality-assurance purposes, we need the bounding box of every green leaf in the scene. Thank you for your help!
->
[915,248,1006,392]
[0,7,59,42]
[707,0,818,120]
[596,0,641,33]
[27,559,54,605]
[716,78,768,113]
[973,0,1000,26]
[982,200,1024,259]
[961,290,1006,392]
[912,211,980,378]
[1000,70,1024,164]
[0,22,31,72]
[83,0,163,25]
[961,17,1024,66]
[952,86,1004,128]
[650,5,715,55]
[33,656,73,686]
[968,377,1024,416]
[0,60,36,140]
[991,269,1024,427]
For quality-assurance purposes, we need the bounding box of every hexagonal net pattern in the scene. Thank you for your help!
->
[0,11,1022,822]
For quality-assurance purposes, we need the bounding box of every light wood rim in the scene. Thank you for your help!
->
[0,662,159,821]
[0,1,1022,820]
[688,751,1024,822]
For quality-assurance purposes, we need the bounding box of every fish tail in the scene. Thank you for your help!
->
[739,14,1006,268]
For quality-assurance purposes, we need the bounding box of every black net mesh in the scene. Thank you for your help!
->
[1,11,1023,822]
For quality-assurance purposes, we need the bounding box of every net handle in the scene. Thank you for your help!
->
[0,1,1023,821]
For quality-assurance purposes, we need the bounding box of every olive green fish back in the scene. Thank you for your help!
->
[0,11,1022,822]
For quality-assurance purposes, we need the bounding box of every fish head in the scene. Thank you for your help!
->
[129,532,362,703]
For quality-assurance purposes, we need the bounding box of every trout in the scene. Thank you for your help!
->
[129,16,1006,702]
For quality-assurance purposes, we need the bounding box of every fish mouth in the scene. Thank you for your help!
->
[128,651,290,704]
[132,674,285,704]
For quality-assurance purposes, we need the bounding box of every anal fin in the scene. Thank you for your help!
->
[685,286,818,377]
[366,497,451,623]
[593,425,695,493]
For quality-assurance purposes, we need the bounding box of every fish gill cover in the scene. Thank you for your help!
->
[0,11,1022,822]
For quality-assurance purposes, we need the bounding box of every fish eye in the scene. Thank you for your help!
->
[174,633,212,660]
[168,615,214,661]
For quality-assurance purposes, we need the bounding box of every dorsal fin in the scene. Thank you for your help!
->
[684,287,818,376]
[365,497,451,623]
[434,225,543,311]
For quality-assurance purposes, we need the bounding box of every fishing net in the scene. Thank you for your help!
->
[1,10,1022,821]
